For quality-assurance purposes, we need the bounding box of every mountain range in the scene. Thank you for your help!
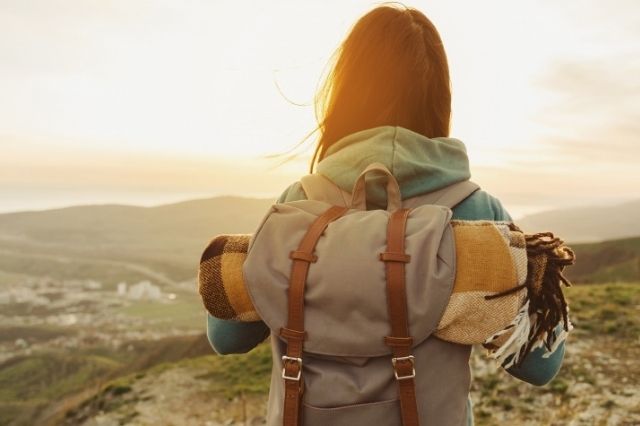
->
[517,199,640,243]
[0,196,638,284]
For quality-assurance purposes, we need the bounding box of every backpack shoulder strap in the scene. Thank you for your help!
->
[300,173,351,207]
[382,209,420,426]
[402,181,480,210]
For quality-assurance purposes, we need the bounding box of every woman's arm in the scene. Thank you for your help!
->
[455,191,567,385]
[492,198,566,385]
[206,314,270,355]
[505,337,565,386]
[204,185,304,355]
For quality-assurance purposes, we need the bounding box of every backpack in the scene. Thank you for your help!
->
[243,163,480,426]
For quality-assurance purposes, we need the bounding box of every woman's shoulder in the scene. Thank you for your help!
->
[277,181,307,203]
[276,181,512,222]
[452,189,512,222]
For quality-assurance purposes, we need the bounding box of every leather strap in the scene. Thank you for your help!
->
[280,205,349,426]
[381,208,420,426]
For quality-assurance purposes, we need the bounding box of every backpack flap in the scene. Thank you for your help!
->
[243,199,456,358]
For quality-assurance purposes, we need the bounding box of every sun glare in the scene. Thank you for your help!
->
[0,1,638,214]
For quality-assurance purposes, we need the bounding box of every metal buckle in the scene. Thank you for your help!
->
[391,355,416,380]
[281,356,302,381]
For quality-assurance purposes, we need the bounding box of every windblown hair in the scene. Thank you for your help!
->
[311,5,452,170]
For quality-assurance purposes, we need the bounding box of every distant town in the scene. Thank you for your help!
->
[0,276,199,363]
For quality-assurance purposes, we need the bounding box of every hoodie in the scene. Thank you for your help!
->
[277,126,509,221]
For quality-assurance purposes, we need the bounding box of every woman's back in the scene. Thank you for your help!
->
[206,5,567,425]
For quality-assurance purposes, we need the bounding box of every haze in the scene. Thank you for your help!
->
[1,0,639,218]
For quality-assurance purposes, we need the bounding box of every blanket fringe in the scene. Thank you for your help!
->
[485,301,531,369]
[485,304,573,368]
[530,316,573,358]
[486,227,575,367]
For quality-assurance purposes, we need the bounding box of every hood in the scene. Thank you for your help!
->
[316,126,471,208]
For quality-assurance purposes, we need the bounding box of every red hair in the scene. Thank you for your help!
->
[311,5,451,171]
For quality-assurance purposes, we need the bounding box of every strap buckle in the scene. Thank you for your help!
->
[391,355,416,380]
[282,356,302,381]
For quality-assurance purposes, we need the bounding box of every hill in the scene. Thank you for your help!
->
[2,195,640,285]
[1,196,639,424]
[517,199,640,243]
[0,196,274,283]
[60,284,640,426]
[566,236,640,284]
[0,334,213,426]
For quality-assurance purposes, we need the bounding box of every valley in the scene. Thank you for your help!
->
[1,196,638,425]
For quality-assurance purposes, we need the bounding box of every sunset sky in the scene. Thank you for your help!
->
[1,0,639,217]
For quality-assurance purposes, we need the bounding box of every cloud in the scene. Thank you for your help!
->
[532,57,640,165]
[528,0,640,167]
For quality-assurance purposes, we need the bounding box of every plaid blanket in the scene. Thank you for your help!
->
[198,221,574,366]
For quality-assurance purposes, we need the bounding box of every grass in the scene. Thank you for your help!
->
[0,253,151,287]
[70,283,640,425]
[568,236,640,283]
[62,343,273,424]
[472,282,640,425]
[3,283,639,425]
[191,343,272,398]
[0,325,77,344]
[115,291,203,330]
[0,334,212,425]
[0,352,121,402]
[565,283,640,338]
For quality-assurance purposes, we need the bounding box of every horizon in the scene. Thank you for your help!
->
[1,0,639,216]
[1,191,639,222]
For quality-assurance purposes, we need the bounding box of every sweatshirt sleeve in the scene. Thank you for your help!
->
[489,195,566,385]
[206,314,270,355]
[277,181,307,203]
[456,191,566,385]
[505,326,566,385]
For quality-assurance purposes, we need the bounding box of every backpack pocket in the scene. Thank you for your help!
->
[302,398,400,426]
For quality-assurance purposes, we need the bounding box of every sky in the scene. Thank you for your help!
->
[1,0,639,217]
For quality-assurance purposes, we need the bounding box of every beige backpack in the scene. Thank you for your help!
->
[243,163,480,426]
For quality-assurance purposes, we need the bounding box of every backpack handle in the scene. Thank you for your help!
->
[351,163,402,211]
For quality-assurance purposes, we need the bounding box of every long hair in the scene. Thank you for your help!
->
[311,5,451,171]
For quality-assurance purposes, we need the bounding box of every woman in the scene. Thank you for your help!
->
[207,5,565,425]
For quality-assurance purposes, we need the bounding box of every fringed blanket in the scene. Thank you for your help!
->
[198,221,575,367]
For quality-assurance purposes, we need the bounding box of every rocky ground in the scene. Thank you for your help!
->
[469,336,640,425]
[72,366,267,426]
[61,342,639,426]
[63,345,272,426]
[60,284,640,426]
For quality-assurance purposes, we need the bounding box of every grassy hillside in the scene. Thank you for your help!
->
[58,283,640,426]
[3,196,638,425]
[0,334,213,426]
[2,196,639,285]
[63,344,273,426]
[0,196,273,283]
[567,236,640,284]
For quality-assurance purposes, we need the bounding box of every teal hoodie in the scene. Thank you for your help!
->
[206,126,565,424]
